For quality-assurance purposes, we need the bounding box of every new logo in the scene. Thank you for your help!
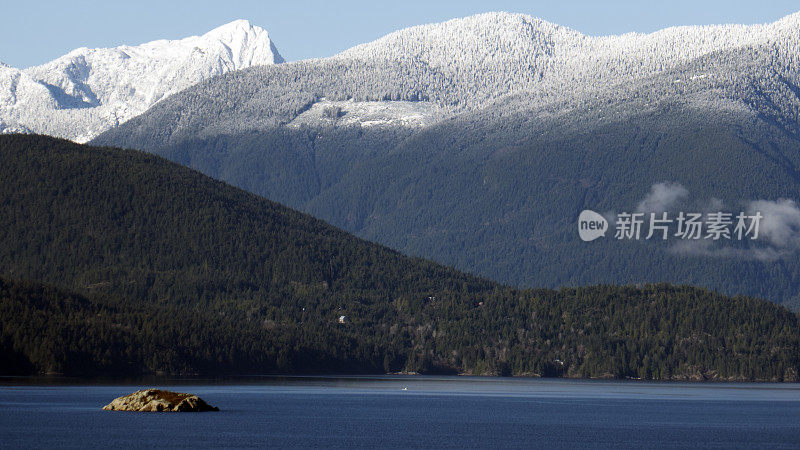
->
[578,210,608,242]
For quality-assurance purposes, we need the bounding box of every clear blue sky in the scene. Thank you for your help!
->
[2,0,799,68]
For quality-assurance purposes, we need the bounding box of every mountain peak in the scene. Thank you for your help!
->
[334,10,582,83]
[453,11,565,29]
[0,20,283,142]
[201,19,285,65]
[208,18,254,32]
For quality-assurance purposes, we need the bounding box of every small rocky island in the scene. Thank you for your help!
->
[102,389,219,412]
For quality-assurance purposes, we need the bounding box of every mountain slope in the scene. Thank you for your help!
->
[96,12,800,143]
[94,12,800,307]
[2,134,800,380]
[0,20,282,142]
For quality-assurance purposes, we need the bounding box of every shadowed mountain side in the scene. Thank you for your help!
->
[2,134,800,380]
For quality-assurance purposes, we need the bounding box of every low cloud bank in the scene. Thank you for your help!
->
[628,183,800,261]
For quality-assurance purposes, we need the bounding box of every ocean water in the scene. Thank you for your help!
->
[2,376,800,448]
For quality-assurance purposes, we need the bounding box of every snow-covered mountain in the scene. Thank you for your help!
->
[94,11,800,307]
[0,20,282,142]
[95,11,800,143]
[334,11,800,106]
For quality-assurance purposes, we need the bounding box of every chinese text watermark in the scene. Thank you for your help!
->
[578,210,762,242]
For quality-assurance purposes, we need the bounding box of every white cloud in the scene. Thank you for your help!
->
[747,199,800,249]
[620,184,800,261]
[635,182,688,213]
[668,198,800,261]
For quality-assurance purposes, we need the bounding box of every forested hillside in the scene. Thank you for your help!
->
[1,134,800,381]
[94,12,800,308]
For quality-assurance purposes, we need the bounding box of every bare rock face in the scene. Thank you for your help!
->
[102,389,219,412]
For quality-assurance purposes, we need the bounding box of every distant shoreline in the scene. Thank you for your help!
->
[1,373,796,386]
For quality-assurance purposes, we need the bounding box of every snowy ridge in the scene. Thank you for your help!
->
[336,11,800,96]
[10,12,800,141]
[0,20,282,142]
[92,11,800,144]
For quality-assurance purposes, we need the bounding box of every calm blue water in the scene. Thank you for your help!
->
[2,376,800,448]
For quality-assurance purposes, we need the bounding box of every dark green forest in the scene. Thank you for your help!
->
[2,134,800,381]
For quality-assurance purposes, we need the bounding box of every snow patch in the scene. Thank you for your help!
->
[287,99,444,129]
